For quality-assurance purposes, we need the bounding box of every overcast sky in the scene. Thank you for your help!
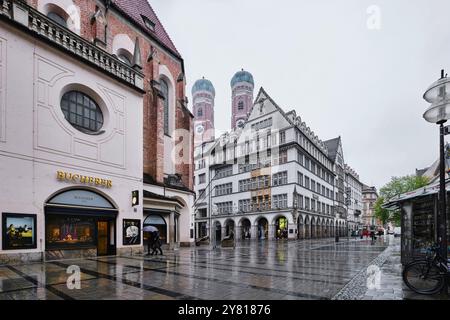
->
[151,0,450,189]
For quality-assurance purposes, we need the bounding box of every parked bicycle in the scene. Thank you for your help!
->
[402,243,449,295]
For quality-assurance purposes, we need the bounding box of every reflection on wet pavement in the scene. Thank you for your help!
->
[0,237,434,300]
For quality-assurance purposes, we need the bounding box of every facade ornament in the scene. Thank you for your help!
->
[292,186,299,224]
[132,37,143,70]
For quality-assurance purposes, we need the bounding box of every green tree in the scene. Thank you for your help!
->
[379,175,430,200]
[374,197,390,225]
[376,175,430,226]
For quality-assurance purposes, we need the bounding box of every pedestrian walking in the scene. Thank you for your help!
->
[151,230,163,255]
[143,225,158,256]
[147,230,155,255]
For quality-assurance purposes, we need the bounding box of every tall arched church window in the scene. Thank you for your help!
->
[197,107,203,117]
[238,101,244,110]
[161,79,169,135]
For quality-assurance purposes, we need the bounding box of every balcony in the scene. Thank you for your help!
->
[0,0,144,92]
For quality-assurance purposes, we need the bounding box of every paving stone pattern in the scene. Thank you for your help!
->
[0,236,445,300]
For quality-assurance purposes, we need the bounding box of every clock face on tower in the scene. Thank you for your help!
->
[195,124,205,135]
[236,119,245,128]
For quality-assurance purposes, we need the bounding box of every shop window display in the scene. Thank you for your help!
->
[46,216,95,248]
[2,213,37,250]
[275,217,288,239]
[412,197,435,255]
[123,219,141,245]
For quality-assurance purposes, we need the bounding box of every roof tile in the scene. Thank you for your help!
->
[113,0,181,58]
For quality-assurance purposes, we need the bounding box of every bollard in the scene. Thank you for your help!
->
[335,235,339,242]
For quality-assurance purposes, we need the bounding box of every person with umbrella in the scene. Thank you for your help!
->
[143,225,163,255]
[143,225,157,255]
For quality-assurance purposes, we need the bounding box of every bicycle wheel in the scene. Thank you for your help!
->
[402,260,445,295]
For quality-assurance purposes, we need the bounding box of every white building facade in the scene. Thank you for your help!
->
[345,164,363,232]
[362,185,380,227]
[194,88,353,243]
[0,2,145,263]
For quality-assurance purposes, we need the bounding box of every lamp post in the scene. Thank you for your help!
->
[423,70,449,288]
[293,187,299,239]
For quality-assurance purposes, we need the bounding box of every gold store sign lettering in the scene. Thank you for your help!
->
[56,171,112,188]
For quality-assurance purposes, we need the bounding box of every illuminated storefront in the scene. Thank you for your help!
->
[44,189,118,258]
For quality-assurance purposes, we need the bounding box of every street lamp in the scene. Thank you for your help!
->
[423,69,449,281]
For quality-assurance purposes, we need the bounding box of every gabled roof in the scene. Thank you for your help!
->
[249,87,292,124]
[113,0,181,58]
[324,136,341,162]
[416,167,429,177]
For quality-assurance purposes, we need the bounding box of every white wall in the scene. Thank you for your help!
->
[0,24,143,254]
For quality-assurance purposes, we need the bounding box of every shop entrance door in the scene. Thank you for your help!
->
[97,221,108,256]
[97,219,116,256]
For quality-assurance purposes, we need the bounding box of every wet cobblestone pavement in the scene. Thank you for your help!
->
[0,236,446,300]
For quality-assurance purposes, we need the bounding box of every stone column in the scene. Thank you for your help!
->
[288,223,296,240]
[268,224,275,240]
[169,211,175,250]
[176,215,180,247]
[235,226,242,242]
[252,225,259,241]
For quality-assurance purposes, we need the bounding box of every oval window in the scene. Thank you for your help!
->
[61,91,104,134]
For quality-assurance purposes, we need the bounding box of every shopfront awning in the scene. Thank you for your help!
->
[143,190,185,207]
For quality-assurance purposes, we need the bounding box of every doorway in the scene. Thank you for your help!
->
[215,222,222,245]
[97,219,115,256]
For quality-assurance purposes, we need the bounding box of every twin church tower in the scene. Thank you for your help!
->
[193,69,254,145]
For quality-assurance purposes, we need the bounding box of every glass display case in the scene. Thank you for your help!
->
[46,215,96,248]
[411,196,436,257]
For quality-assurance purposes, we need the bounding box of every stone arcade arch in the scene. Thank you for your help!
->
[317,218,323,238]
[239,218,252,240]
[311,217,316,239]
[214,221,222,245]
[304,216,310,239]
[274,215,288,240]
[256,217,269,240]
[224,219,235,238]
[297,215,304,239]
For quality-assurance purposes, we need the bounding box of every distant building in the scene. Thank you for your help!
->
[193,86,355,242]
[193,77,215,145]
[362,185,379,227]
[345,165,363,231]
[230,69,254,130]
[324,137,347,221]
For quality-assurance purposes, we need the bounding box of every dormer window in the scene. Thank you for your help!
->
[47,11,67,28]
[141,15,155,31]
